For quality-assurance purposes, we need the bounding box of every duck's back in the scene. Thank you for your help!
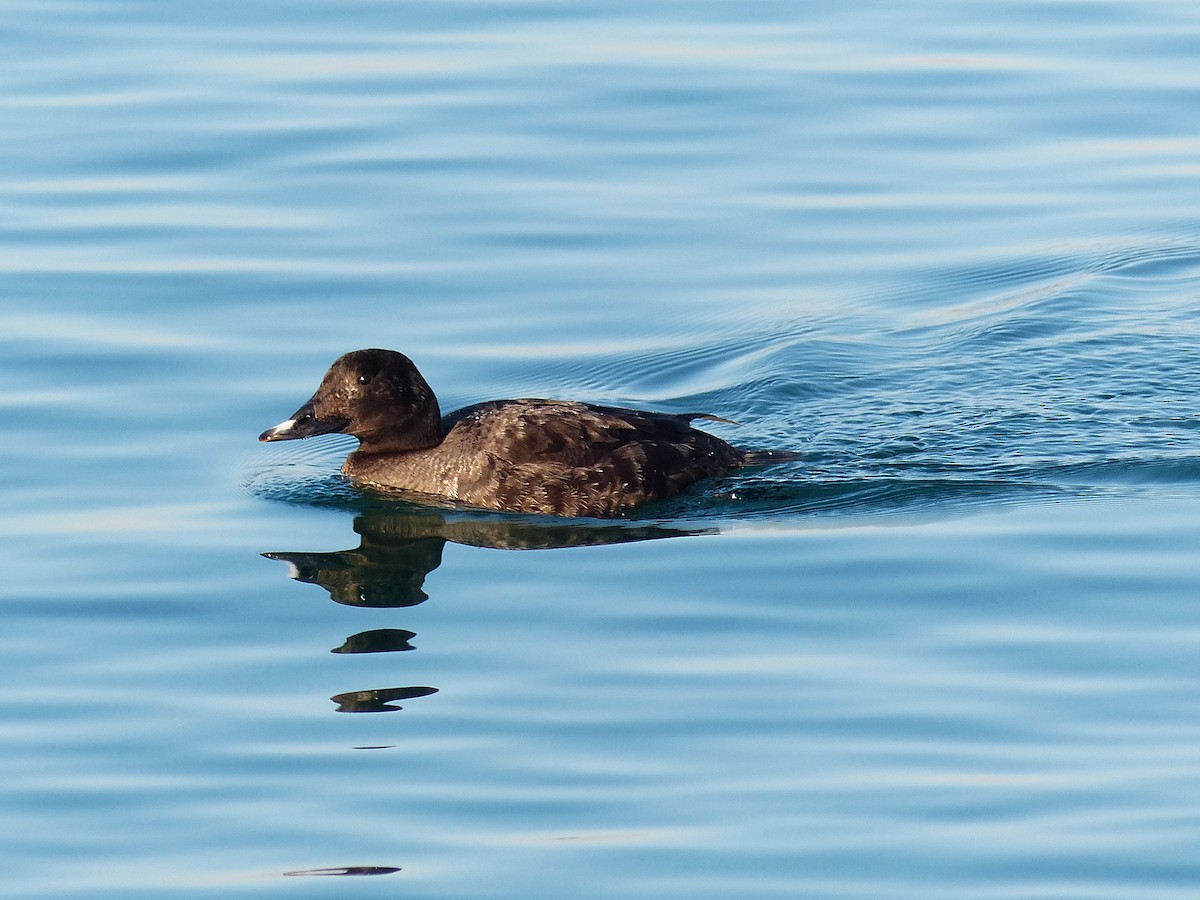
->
[344,399,745,517]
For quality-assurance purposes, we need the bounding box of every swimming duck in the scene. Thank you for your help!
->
[260,348,791,518]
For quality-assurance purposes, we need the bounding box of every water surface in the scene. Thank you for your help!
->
[4,1,1200,897]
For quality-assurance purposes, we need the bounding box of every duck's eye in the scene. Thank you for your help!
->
[357,373,371,385]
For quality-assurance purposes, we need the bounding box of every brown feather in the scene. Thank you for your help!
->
[261,349,791,518]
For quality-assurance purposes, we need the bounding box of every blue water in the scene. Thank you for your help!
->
[4,1,1200,897]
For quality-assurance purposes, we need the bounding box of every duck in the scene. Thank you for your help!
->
[260,348,794,518]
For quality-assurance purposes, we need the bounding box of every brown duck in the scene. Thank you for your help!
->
[260,349,793,518]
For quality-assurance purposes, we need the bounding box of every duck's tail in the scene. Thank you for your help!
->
[678,413,802,467]
[737,448,804,467]
[687,412,742,426]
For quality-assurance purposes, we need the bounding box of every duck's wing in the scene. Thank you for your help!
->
[446,399,732,465]
[445,400,743,516]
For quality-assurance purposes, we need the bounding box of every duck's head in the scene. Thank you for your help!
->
[259,349,443,452]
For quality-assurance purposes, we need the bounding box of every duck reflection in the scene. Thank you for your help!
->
[330,684,440,713]
[264,505,703,713]
[331,628,416,654]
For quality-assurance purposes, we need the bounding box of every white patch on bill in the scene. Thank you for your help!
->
[263,418,296,438]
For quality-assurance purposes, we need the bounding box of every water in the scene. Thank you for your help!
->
[4,1,1200,896]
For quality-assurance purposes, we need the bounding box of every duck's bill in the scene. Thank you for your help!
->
[259,402,349,442]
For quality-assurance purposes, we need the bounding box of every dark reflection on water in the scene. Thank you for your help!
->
[283,866,401,877]
[330,685,439,714]
[332,628,417,654]
[264,506,705,608]
[264,534,442,609]
[264,506,703,713]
